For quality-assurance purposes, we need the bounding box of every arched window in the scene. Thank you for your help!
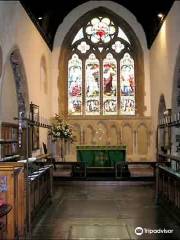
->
[59,8,145,117]
[68,16,135,116]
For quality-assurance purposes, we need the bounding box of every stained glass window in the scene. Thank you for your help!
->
[120,53,135,115]
[112,41,124,53]
[86,17,115,43]
[68,54,82,115]
[85,54,100,115]
[68,15,136,116]
[103,53,117,115]
[77,41,90,53]
[118,27,130,44]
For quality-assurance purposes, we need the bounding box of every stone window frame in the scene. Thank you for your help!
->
[58,7,145,119]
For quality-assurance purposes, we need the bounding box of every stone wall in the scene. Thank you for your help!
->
[57,117,153,162]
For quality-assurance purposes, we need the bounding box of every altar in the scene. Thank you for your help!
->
[76,145,126,167]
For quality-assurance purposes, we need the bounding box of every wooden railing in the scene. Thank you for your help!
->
[28,165,53,221]
[156,165,180,222]
[158,153,180,171]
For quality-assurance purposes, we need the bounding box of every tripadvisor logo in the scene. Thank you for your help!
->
[135,226,174,236]
[135,227,143,236]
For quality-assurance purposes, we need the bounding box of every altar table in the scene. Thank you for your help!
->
[76,145,126,167]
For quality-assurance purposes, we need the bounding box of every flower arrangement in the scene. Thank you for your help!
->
[49,114,74,142]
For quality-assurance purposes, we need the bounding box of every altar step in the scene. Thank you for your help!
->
[53,165,154,181]
[72,166,129,178]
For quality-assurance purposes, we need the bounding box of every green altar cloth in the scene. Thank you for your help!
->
[76,145,126,167]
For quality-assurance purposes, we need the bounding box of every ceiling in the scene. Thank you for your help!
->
[20,0,175,50]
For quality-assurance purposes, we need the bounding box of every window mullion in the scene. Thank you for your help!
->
[117,59,120,115]
[100,58,103,115]
[82,58,86,115]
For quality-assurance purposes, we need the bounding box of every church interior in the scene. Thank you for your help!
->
[0,0,180,239]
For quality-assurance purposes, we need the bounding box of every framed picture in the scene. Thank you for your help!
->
[30,102,39,122]
[30,103,39,150]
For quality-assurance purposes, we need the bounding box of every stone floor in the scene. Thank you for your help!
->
[32,181,180,240]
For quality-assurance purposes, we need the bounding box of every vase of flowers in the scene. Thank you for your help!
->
[49,114,74,161]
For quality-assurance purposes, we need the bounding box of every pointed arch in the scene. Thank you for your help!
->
[158,94,166,120]
[0,47,29,119]
[85,125,95,144]
[109,124,118,145]
[40,55,48,95]
[172,45,180,113]
[0,47,29,156]
[137,123,148,155]
[58,6,145,117]
[9,48,29,117]
[121,123,133,154]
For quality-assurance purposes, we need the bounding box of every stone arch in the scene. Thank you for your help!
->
[9,48,29,118]
[96,121,108,145]
[171,48,180,154]
[109,124,118,145]
[158,94,166,120]
[0,58,18,123]
[172,45,180,113]
[69,123,81,159]
[0,47,29,156]
[72,123,81,144]
[157,94,167,154]
[0,47,29,119]
[137,123,148,155]
[40,55,48,94]
[122,123,133,155]
[85,125,94,144]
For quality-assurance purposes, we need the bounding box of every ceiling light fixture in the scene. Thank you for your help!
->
[158,13,164,20]
[38,16,43,20]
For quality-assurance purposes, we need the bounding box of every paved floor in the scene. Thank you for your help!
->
[32,181,180,240]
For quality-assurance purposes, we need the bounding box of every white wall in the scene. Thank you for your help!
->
[2,1,175,159]
[52,0,151,116]
[0,1,52,151]
[0,61,18,123]
[150,2,180,156]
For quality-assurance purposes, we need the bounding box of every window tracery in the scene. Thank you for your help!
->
[66,13,139,116]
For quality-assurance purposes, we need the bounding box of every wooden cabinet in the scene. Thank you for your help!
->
[0,155,53,239]
[0,163,26,239]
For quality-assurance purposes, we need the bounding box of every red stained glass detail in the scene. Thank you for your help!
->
[71,85,81,97]
[97,29,106,38]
